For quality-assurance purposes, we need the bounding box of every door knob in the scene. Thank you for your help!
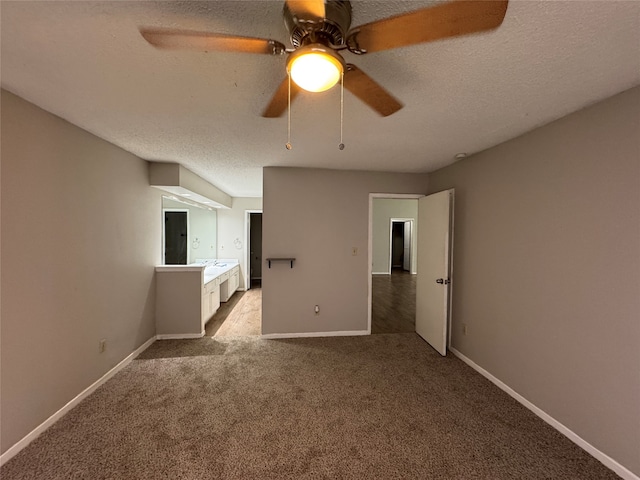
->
[436,278,450,285]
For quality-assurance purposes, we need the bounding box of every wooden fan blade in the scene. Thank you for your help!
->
[347,0,508,54]
[285,0,326,21]
[140,28,286,55]
[344,64,403,117]
[262,77,301,118]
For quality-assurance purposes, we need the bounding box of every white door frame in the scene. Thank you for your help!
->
[162,208,190,265]
[244,209,263,291]
[368,193,424,334]
[447,192,455,349]
[388,218,415,274]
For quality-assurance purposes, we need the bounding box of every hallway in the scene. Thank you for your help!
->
[205,287,262,337]
[371,269,416,334]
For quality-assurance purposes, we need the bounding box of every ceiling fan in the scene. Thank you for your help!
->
[140,0,508,118]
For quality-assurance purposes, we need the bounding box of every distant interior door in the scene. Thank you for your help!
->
[164,210,188,265]
[416,189,454,356]
[391,222,404,269]
[250,213,263,286]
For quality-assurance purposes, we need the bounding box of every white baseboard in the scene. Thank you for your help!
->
[0,335,157,467]
[156,331,204,340]
[261,330,369,339]
[450,348,639,480]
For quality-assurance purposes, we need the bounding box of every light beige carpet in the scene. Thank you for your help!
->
[1,334,620,479]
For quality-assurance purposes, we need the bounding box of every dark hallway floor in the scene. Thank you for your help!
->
[371,269,416,334]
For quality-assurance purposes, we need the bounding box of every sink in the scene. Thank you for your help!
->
[204,264,228,275]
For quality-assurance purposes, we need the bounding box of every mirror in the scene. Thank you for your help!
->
[162,196,217,265]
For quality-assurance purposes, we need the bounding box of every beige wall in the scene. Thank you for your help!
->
[428,86,640,475]
[0,90,161,454]
[372,198,419,274]
[262,167,428,335]
[216,197,263,289]
[155,270,203,336]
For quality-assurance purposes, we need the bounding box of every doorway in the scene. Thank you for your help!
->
[368,192,454,355]
[163,209,189,265]
[389,218,414,273]
[249,213,263,288]
[392,222,404,268]
[245,210,263,290]
[370,196,420,334]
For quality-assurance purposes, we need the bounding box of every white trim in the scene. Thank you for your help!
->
[447,190,455,349]
[156,331,204,340]
[367,195,374,334]
[261,330,369,340]
[370,193,424,199]
[0,335,157,467]
[450,348,639,480]
[372,271,390,275]
[155,265,204,273]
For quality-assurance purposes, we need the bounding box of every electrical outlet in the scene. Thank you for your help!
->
[314,305,320,315]
[99,339,107,353]
[352,247,358,256]
[462,324,467,335]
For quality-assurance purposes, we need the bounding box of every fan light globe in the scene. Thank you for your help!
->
[288,47,344,93]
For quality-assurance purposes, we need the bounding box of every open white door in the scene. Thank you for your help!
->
[416,189,453,356]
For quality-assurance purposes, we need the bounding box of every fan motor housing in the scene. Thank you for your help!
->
[284,0,352,48]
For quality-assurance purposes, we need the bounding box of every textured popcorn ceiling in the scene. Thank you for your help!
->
[2,1,639,197]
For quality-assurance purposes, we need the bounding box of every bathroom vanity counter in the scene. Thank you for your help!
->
[155,261,240,338]
[202,262,238,287]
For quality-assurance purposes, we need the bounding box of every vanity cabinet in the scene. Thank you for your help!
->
[230,267,240,292]
[155,262,240,338]
[202,278,220,326]
[155,267,204,338]
[220,265,240,302]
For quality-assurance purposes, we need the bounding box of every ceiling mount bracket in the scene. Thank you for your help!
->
[346,30,366,55]
[284,0,352,49]
[268,40,287,55]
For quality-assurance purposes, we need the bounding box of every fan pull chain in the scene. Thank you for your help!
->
[285,72,292,150]
[339,71,345,150]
